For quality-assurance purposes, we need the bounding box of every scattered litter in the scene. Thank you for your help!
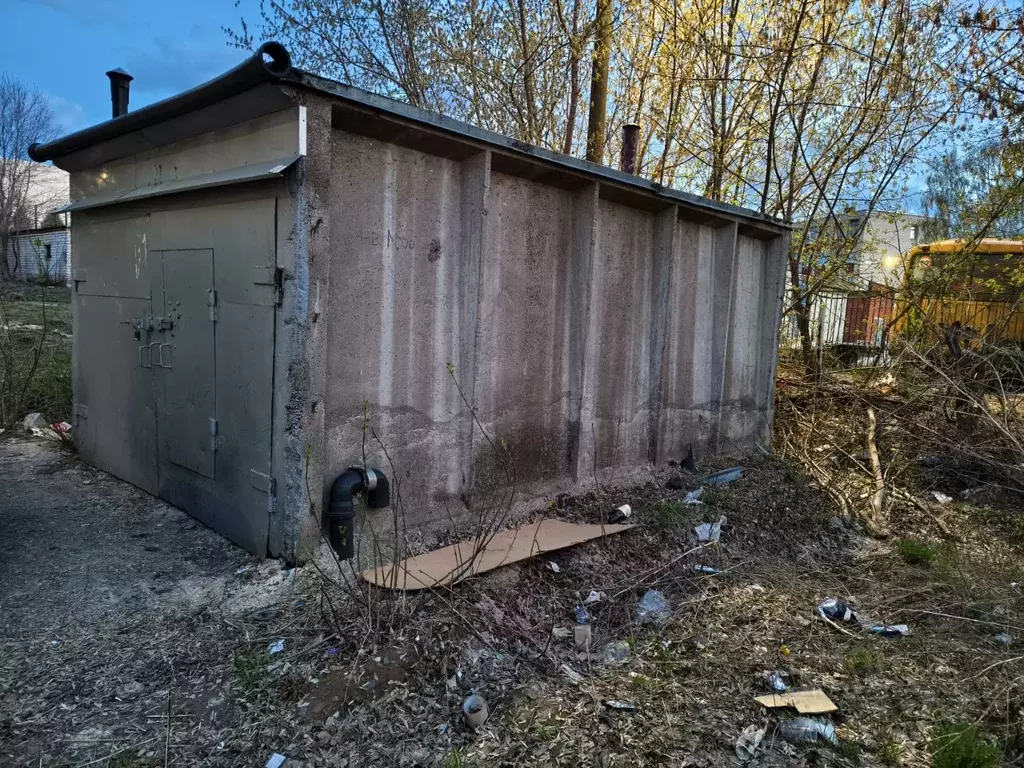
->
[574,624,592,648]
[700,467,744,485]
[693,635,710,650]
[462,694,489,728]
[602,641,630,664]
[695,516,727,542]
[995,632,1013,646]
[294,600,305,608]
[1011,582,1021,589]
[235,566,252,576]
[561,663,584,683]
[552,627,572,640]
[50,421,72,436]
[817,598,857,623]
[767,671,790,692]
[777,718,838,745]
[327,647,338,657]
[756,689,837,714]
[610,503,632,523]
[735,724,766,761]
[545,561,561,573]
[362,519,634,590]
[583,590,605,605]
[602,699,637,712]
[683,488,704,505]
[871,624,910,637]
[693,564,720,575]
[266,754,287,768]
[931,491,953,504]
[637,589,671,624]
[267,639,285,655]
[22,412,46,431]
[574,605,591,625]
[918,455,940,467]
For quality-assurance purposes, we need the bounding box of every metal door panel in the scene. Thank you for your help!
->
[152,249,216,479]
[74,294,158,493]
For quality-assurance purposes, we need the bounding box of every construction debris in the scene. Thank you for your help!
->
[361,519,634,590]
[755,689,837,714]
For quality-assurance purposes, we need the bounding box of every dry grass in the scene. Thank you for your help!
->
[3,363,1024,764]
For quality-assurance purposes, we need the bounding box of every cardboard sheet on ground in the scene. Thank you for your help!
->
[755,690,837,714]
[361,520,634,591]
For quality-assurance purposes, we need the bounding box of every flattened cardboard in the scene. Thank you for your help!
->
[755,689,837,714]
[361,519,634,591]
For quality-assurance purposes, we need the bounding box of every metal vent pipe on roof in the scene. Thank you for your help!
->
[106,68,133,118]
[620,123,640,174]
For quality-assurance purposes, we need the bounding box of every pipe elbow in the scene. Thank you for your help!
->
[325,467,389,560]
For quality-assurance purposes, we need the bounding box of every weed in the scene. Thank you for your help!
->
[844,647,883,675]
[931,723,1001,768]
[896,538,937,566]
[442,747,466,768]
[232,650,267,692]
[880,740,905,765]
[109,752,148,768]
[651,499,687,529]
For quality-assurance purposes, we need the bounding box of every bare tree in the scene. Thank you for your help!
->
[1,74,56,281]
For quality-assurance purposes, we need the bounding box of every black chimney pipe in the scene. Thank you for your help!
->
[327,467,390,560]
[620,123,640,174]
[106,68,133,118]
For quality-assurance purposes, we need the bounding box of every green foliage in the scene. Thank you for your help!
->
[442,747,467,768]
[231,650,267,692]
[651,499,687,529]
[844,647,883,675]
[930,724,1002,768]
[880,740,905,766]
[896,538,938,566]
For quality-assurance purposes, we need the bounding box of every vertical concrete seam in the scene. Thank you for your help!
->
[462,150,492,495]
[573,183,602,482]
[647,205,677,464]
[714,220,740,451]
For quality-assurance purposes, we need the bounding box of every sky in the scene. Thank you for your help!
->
[1,0,262,137]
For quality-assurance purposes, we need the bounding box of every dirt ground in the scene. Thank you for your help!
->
[1,427,1022,767]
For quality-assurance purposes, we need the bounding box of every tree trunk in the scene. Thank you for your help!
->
[585,0,612,163]
[562,0,582,155]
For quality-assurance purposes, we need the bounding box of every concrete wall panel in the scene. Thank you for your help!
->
[324,133,471,516]
[319,126,789,541]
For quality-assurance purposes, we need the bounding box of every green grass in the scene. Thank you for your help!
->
[930,724,1001,768]
[880,740,905,766]
[0,283,73,425]
[441,747,467,768]
[651,499,687,529]
[231,650,268,692]
[844,647,883,675]
[896,538,938,566]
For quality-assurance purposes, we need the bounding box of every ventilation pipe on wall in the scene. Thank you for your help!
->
[620,123,640,174]
[327,467,390,560]
[106,68,134,118]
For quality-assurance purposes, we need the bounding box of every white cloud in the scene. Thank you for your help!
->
[47,95,89,134]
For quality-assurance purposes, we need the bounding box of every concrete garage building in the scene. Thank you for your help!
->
[30,44,790,563]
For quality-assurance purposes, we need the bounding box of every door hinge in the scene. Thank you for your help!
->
[207,288,218,322]
[209,417,218,452]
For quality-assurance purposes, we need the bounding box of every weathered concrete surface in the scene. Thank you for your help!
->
[317,112,789,556]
